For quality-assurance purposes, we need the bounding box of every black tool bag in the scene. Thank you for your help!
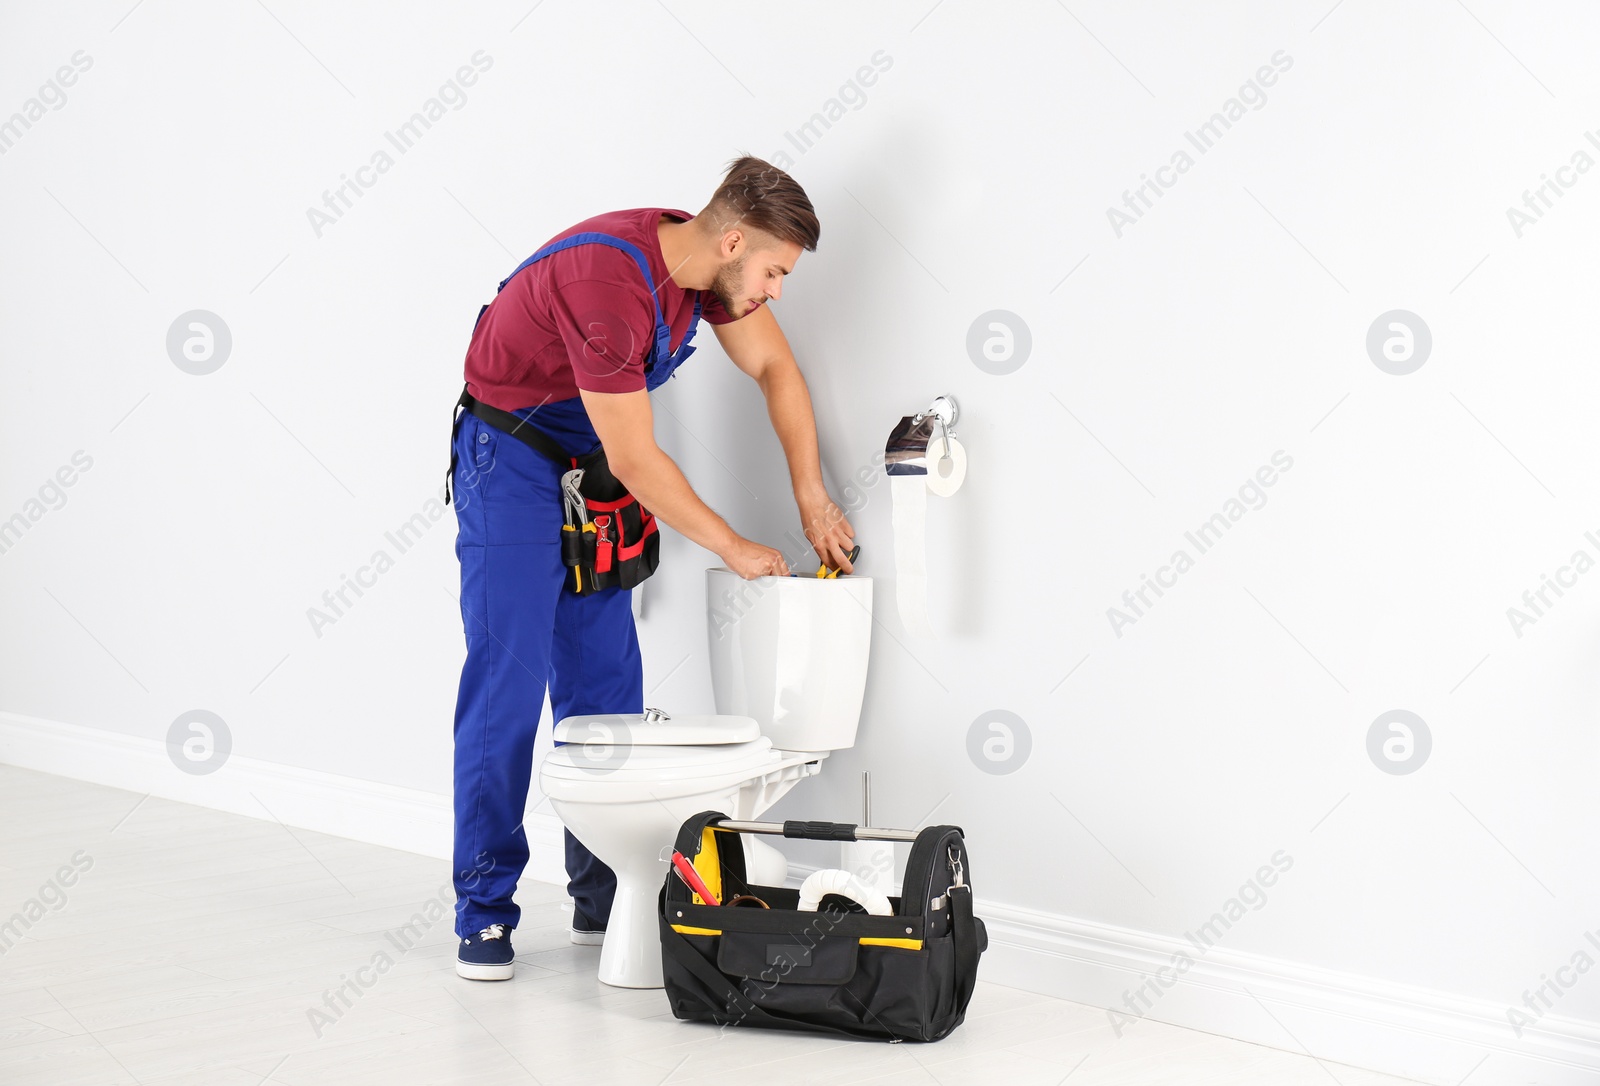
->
[447,384,660,595]
[658,812,987,1043]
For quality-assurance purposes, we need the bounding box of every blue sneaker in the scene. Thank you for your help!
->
[570,906,606,946]
[456,923,514,980]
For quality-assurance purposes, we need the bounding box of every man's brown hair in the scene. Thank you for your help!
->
[701,154,820,252]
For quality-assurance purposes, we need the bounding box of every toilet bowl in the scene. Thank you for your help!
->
[537,568,873,989]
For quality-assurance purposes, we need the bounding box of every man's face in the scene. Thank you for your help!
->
[710,235,802,317]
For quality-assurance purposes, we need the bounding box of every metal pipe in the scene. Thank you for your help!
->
[712,819,920,842]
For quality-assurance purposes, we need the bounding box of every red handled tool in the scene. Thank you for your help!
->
[594,514,614,573]
[670,850,721,906]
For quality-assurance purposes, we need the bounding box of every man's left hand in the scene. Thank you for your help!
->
[796,485,856,574]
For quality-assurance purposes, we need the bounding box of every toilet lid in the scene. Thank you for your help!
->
[552,712,760,747]
[542,737,778,780]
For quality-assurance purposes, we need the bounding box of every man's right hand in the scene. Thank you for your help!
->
[719,536,791,579]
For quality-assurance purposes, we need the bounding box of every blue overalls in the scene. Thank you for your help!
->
[448,232,702,938]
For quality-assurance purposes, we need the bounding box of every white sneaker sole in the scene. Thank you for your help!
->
[569,929,605,946]
[456,958,515,981]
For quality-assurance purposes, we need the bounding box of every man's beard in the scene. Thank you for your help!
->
[710,255,748,315]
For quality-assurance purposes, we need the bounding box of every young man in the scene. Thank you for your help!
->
[445,156,856,980]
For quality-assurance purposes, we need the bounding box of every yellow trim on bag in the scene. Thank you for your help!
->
[669,926,923,950]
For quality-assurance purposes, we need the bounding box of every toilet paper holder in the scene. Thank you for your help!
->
[913,395,960,472]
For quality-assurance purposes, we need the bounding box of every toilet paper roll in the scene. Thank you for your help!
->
[886,413,966,636]
[891,474,932,634]
[925,435,967,497]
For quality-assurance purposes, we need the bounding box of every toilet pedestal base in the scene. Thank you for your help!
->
[596,877,665,989]
[742,833,790,885]
[548,754,827,989]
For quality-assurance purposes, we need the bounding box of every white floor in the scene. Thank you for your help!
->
[0,765,1432,1086]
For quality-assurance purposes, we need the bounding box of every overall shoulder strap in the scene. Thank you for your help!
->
[496,231,674,357]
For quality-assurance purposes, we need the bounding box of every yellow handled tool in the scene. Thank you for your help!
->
[816,544,861,579]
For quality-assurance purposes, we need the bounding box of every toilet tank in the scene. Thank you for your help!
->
[705,569,873,753]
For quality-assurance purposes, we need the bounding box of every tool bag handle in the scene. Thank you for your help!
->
[707,818,946,844]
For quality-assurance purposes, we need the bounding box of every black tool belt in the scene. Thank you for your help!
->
[446,383,661,595]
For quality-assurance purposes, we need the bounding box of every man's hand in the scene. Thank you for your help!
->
[720,536,791,579]
[796,485,856,574]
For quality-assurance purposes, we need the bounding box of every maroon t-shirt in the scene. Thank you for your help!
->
[463,207,740,412]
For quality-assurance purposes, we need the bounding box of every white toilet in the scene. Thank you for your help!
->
[537,567,873,988]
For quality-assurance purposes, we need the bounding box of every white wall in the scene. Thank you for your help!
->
[3,2,1598,1082]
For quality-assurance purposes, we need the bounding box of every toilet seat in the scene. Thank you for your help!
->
[553,712,760,746]
[543,737,780,783]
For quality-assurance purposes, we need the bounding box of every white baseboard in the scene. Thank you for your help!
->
[0,710,570,890]
[3,709,1594,1085]
[961,898,1600,1086]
